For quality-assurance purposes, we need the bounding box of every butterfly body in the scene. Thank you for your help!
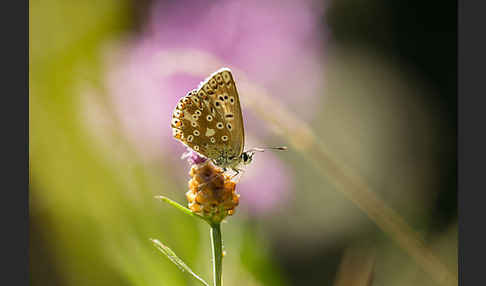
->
[171,68,251,171]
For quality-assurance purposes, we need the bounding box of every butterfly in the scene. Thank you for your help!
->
[171,68,286,173]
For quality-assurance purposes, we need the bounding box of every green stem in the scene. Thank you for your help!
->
[210,223,223,286]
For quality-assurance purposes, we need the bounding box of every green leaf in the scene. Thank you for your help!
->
[154,195,208,223]
[151,239,209,286]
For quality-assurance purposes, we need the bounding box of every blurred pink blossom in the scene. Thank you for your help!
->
[237,149,293,216]
[181,148,208,166]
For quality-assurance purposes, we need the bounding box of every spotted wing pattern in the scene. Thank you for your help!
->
[171,68,245,165]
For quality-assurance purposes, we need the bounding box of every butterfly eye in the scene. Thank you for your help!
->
[210,137,216,143]
[216,122,224,129]
[226,123,232,130]
[195,110,202,116]
[206,115,213,122]
[193,130,200,136]
[194,145,200,151]
[187,135,194,142]
[229,97,235,104]
[221,135,228,142]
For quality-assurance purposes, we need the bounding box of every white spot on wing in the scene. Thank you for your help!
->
[205,128,215,137]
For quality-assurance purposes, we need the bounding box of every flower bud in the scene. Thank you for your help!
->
[185,161,239,223]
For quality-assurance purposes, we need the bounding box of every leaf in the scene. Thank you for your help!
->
[150,239,209,286]
[154,195,208,223]
[154,195,209,223]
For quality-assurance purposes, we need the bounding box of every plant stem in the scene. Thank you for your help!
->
[210,223,223,286]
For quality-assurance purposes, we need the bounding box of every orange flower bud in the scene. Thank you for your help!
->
[185,161,239,223]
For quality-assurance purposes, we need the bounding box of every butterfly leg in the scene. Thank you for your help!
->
[230,168,245,183]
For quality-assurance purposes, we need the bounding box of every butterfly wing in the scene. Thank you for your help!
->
[198,68,245,157]
[171,68,245,163]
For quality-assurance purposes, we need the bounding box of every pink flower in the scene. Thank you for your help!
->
[181,148,208,166]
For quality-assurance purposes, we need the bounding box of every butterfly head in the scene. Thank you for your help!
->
[239,146,287,166]
[241,151,255,165]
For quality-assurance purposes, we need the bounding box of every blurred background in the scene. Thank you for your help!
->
[30,0,456,285]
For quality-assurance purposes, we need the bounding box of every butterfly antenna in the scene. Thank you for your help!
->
[245,146,288,153]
